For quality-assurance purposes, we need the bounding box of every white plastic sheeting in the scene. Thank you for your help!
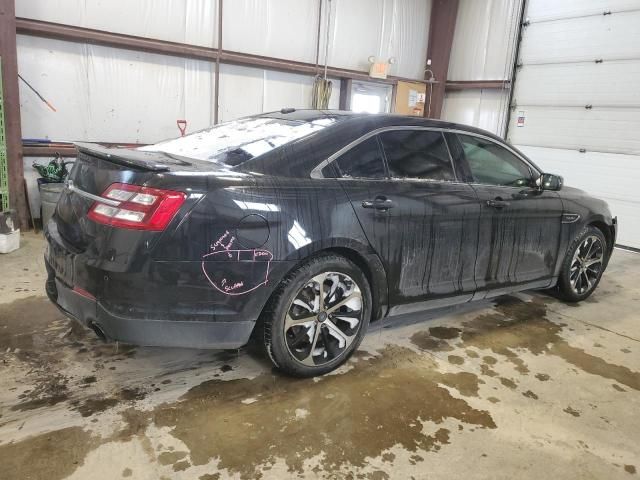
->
[18,35,216,143]
[510,0,640,248]
[223,0,320,63]
[16,0,218,47]
[18,43,344,143]
[17,0,430,80]
[17,36,341,144]
[218,65,340,123]
[322,0,431,79]
[442,89,510,136]
[17,0,422,146]
[447,0,522,81]
[226,0,431,79]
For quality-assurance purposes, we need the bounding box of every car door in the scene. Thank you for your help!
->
[326,128,480,314]
[446,132,563,295]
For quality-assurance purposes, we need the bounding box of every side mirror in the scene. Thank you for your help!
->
[538,173,563,191]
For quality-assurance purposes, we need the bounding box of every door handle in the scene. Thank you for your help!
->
[486,198,510,209]
[362,196,395,211]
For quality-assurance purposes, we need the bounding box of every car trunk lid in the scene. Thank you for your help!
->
[54,144,194,251]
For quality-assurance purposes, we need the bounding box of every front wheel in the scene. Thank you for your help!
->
[262,254,371,377]
[557,226,607,302]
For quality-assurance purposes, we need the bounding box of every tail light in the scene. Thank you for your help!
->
[87,183,186,231]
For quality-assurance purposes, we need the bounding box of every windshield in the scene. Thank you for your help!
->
[139,117,336,166]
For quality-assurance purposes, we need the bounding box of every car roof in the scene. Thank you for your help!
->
[257,109,505,143]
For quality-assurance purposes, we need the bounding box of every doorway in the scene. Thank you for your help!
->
[350,81,392,114]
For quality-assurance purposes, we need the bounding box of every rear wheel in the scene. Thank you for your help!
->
[262,254,371,377]
[557,226,607,302]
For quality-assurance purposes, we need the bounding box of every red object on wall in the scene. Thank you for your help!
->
[177,119,187,136]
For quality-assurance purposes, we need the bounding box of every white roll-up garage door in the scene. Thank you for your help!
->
[507,1,640,249]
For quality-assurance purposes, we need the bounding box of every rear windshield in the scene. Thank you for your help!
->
[139,117,335,166]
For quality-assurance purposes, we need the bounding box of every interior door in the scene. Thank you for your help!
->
[332,129,479,313]
[448,132,563,294]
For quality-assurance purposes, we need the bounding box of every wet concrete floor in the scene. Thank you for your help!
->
[0,232,639,479]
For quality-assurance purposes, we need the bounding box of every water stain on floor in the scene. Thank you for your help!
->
[410,296,640,392]
[143,345,495,478]
[428,326,462,340]
[0,296,69,352]
[461,296,640,391]
[1,297,141,414]
[410,330,454,352]
[3,293,638,479]
[0,427,98,480]
[0,345,496,480]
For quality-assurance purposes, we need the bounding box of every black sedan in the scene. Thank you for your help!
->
[45,110,617,376]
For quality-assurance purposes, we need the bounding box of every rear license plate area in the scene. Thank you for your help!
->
[47,239,75,286]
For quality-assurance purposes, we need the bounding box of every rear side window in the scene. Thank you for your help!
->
[457,134,534,187]
[139,117,335,166]
[335,137,387,179]
[379,130,455,181]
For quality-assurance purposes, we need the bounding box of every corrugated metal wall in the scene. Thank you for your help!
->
[508,1,640,248]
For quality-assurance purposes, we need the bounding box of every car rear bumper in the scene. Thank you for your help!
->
[45,264,255,349]
[44,218,260,349]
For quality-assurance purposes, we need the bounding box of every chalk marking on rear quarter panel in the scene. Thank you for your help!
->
[202,230,273,296]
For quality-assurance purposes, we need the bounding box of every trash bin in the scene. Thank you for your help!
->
[39,182,65,228]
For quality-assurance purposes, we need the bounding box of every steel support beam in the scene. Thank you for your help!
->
[0,0,28,226]
[424,0,460,119]
[338,78,352,110]
[16,18,426,87]
[213,0,223,124]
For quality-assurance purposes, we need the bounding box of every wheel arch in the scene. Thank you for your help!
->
[319,246,388,322]
[586,216,615,264]
[262,241,389,325]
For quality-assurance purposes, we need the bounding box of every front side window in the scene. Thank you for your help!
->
[457,134,533,187]
[379,130,455,181]
[335,137,387,179]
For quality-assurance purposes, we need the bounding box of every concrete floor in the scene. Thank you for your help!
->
[1,232,639,480]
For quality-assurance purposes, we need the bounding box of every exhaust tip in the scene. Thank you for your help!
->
[88,322,108,342]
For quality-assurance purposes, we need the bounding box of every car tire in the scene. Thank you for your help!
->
[261,253,371,377]
[557,225,608,302]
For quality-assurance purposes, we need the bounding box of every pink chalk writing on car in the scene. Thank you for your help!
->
[202,230,273,296]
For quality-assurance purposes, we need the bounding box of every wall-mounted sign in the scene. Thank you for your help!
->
[517,110,526,127]
[408,89,418,107]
